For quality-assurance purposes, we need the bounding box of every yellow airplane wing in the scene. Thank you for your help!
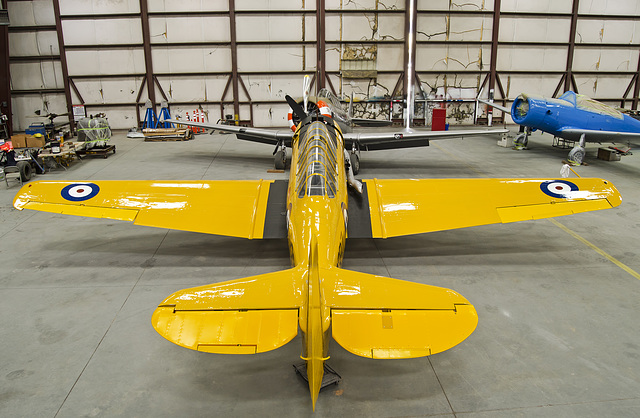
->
[13,180,289,239]
[351,178,621,238]
[323,267,477,359]
[153,267,305,354]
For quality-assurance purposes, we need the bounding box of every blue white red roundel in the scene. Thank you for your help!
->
[540,180,578,198]
[61,183,100,201]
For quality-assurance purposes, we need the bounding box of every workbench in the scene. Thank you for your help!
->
[39,143,81,172]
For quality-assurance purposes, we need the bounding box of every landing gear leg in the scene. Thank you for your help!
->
[514,127,530,149]
[567,134,586,165]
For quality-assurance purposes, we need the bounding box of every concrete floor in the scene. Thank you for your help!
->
[1,129,639,417]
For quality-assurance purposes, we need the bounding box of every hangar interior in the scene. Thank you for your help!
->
[4,0,640,130]
[1,0,640,417]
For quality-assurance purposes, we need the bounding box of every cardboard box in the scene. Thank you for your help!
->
[10,134,29,149]
[26,136,45,148]
[597,147,621,161]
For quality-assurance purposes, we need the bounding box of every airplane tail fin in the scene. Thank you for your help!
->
[152,267,304,354]
[322,267,477,359]
[305,235,325,410]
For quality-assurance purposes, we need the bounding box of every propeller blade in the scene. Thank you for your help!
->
[286,95,307,121]
[303,75,311,114]
[348,91,354,119]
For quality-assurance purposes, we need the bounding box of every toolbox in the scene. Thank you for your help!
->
[25,123,46,136]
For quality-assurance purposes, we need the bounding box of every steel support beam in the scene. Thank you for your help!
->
[316,0,326,90]
[139,0,156,112]
[229,0,240,123]
[403,0,417,129]
[1,0,11,135]
[52,0,75,133]
[564,0,580,92]
[620,74,636,108]
[487,0,501,126]
[238,76,253,125]
[633,50,640,110]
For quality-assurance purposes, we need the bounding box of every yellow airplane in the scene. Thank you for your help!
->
[13,97,622,410]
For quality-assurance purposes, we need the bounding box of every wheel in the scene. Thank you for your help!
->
[514,133,528,149]
[567,147,585,165]
[349,153,360,175]
[274,150,286,170]
[17,161,32,182]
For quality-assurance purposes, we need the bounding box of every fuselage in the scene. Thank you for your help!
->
[284,116,348,398]
[511,91,640,141]
[286,116,348,269]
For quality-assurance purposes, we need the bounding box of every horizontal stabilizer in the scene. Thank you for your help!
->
[323,267,477,359]
[332,307,476,359]
[153,308,298,354]
[152,268,304,354]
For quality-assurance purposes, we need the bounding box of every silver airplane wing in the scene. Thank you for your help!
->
[166,119,294,146]
[167,119,507,151]
[559,128,640,143]
[343,128,509,151]
[477,98,512,114]
[350,118,394,128]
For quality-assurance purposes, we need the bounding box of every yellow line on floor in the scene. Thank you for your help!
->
[549,218,640,281]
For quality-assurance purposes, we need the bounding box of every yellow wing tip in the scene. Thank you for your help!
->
[601,179,622,208]
[13,182,37,210]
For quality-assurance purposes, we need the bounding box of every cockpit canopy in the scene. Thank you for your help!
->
[556,91,623,119]
[317,88,344,111]
[296,122,339,198]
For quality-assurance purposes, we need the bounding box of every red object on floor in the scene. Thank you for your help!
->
[432,108,446,131]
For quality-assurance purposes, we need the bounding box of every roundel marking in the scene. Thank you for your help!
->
[61,183,101,201]
[540,180,578,198]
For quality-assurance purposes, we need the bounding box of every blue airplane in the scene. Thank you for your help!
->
[481,91,640,164]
